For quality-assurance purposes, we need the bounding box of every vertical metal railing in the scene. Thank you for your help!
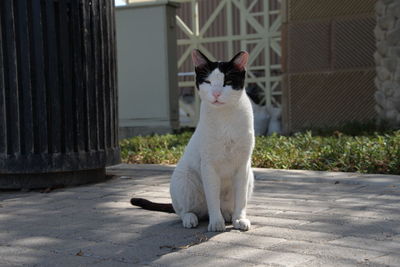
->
[0,0,120,188]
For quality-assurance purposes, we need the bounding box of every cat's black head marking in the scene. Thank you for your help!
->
[192,50,248,90]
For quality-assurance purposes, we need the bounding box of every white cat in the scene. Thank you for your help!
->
[250,99,270,136]
[267,105,282,135]
[131,50,255,232]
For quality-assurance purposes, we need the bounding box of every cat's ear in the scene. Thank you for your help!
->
[230,51,249,71]
[192,49,210,67]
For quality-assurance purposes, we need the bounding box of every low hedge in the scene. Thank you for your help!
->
[120,131,400,175]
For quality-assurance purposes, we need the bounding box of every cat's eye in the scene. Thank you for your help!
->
[203,80,211,84]
[224,80,232,85]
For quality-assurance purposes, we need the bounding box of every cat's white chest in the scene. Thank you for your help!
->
[223,138,235,153]
[205,125,252,166]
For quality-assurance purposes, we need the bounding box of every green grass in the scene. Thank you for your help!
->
[120,131,400,175]
[120,132,192,165]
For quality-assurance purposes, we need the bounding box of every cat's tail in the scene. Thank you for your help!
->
[130,198,175,213]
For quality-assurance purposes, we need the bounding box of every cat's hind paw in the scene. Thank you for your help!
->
[233,218,251,231]
[222,210,232,223]
[182,213,198,228]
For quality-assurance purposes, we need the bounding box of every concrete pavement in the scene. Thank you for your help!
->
[1,164,400,266]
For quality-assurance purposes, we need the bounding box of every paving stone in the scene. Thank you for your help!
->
[0,165,399,266]
[150,251,264,267]
[249,215,311,229]
[369,253,400,267]
[0,245,53,266]
[208,231,287,249]
[329,235,400,255]
[296,219,400,240]
[249,225,341,242]
[267,240,385,263]
[248,200,332,213]
[320,207,400,221]
[180,240,315,266]
[295,256,376,267]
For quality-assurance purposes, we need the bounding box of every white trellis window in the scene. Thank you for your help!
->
[175,0,282,126]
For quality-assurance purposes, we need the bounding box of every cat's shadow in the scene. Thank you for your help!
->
[133,215,234,262]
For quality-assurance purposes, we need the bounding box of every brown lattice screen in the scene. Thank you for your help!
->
[282,0,377,133]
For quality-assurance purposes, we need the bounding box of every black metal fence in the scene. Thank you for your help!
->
[0,0,120,188]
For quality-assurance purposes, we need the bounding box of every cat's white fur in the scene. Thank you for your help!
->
[170,52,254,232]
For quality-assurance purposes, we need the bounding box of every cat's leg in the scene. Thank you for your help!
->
[220,184,234,223]
[232,162,253,231]
[221,202,233,223]
[201,163,226,232]
[170,166,207,229]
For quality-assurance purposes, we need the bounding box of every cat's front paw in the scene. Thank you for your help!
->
[182,213,199,228]
[208,215,226,232]
[233,218,251,231]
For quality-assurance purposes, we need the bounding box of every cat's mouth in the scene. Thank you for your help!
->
[212,100,225,105]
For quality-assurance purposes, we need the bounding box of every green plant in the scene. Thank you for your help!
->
[120,131,400,175]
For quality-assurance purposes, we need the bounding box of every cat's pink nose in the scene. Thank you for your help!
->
[212,91,221,99]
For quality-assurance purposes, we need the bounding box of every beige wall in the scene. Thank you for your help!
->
[116,1,179,137]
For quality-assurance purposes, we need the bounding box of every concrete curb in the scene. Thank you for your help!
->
[253,168,400,187]
[108,164,400,187]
